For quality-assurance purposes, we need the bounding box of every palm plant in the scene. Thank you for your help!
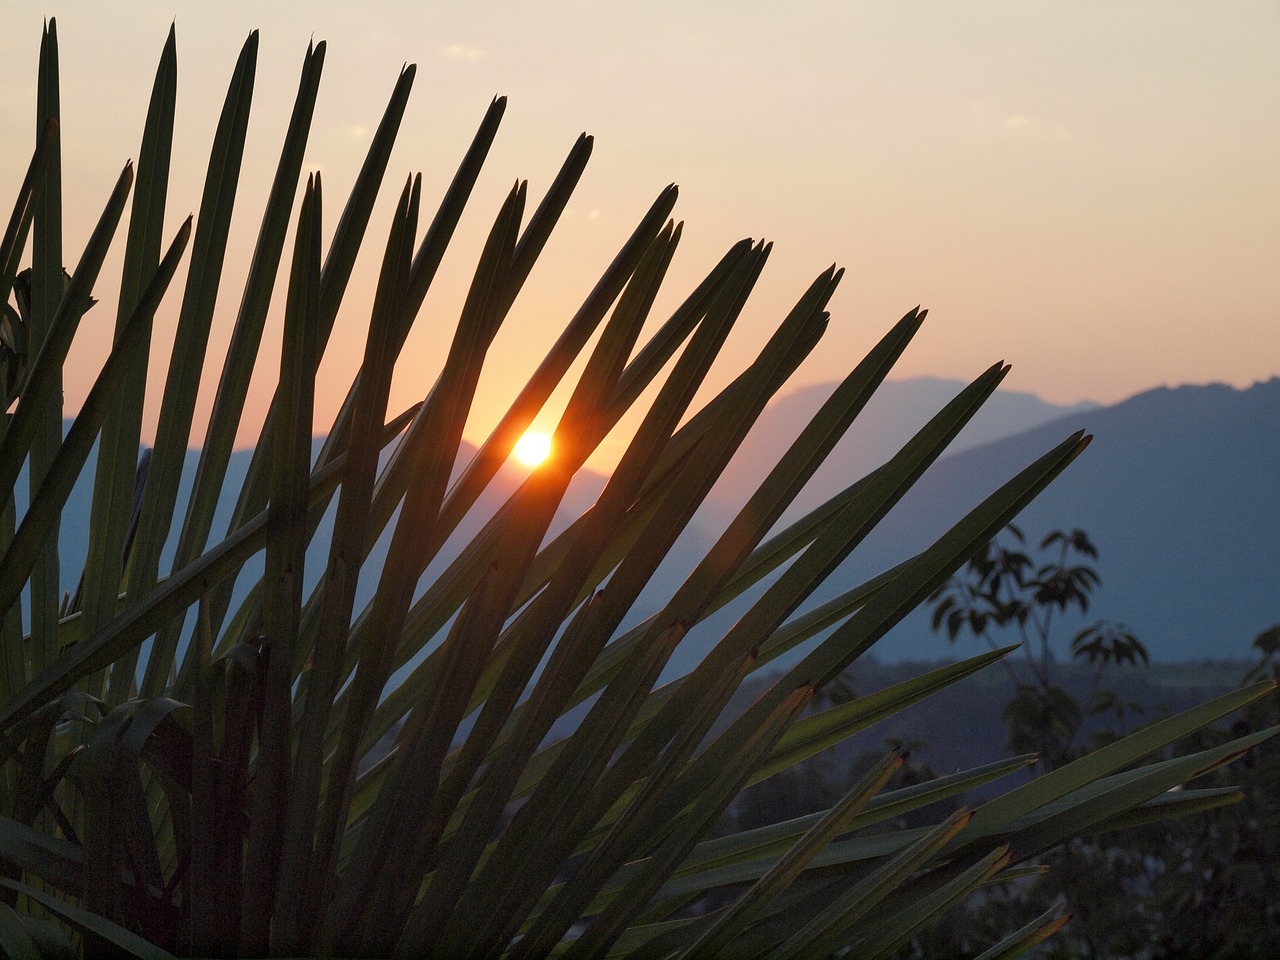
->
[0,21,1272,960]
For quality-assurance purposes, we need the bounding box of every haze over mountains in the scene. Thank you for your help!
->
[698,376,1101,529]
[683,376,1279,668]
[45,376,1278,670]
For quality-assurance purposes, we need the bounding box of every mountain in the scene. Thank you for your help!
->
[734,377,1280,665]
[699,376,1098,528]
[43,435,609,629]
[724,657,1247,801]
[33,377,1278,674]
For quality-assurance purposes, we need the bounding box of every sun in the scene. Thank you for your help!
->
[513,430,553,468]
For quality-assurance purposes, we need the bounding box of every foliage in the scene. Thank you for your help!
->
[0,20,1273,959]
[955,626,1280,960]
[929,525,1150,770]
[1140,625,1280,958]
[931,527,1278,958]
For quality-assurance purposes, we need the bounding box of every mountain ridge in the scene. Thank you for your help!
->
[36,376,1278,669]
[780,376,1280,663]
[699,375,1100,528]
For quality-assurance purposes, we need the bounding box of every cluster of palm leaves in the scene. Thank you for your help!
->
[0,21,1272,960]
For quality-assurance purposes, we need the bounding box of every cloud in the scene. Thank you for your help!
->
[442,43,483,61]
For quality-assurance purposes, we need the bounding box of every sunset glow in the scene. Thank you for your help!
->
[3,5,1276,458]
[514,431,553,468]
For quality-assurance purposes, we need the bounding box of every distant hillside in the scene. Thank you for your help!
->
[34,377,1277,673]
[622,377,1103,669]
[724,656,1248,806]
[785,377,1280,663]
[40,434,606,633]
[702,376,1099,527]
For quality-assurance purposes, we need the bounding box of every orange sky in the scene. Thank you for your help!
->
[3,2,1277,464]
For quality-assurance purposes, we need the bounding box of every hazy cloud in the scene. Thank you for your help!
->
[971,107,1071,141]
[442,43,483,61]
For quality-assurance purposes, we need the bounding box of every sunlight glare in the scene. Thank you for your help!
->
[514,430,552,468]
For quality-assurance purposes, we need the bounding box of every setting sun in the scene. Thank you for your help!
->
[513,430,553,468]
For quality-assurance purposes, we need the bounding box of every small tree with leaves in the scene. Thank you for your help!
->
[928,525,1149,770]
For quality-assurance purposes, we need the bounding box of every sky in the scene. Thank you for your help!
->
[3,1,1278,462]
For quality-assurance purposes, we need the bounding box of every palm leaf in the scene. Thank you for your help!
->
[82,25,177,699]
[28,19,65,676]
